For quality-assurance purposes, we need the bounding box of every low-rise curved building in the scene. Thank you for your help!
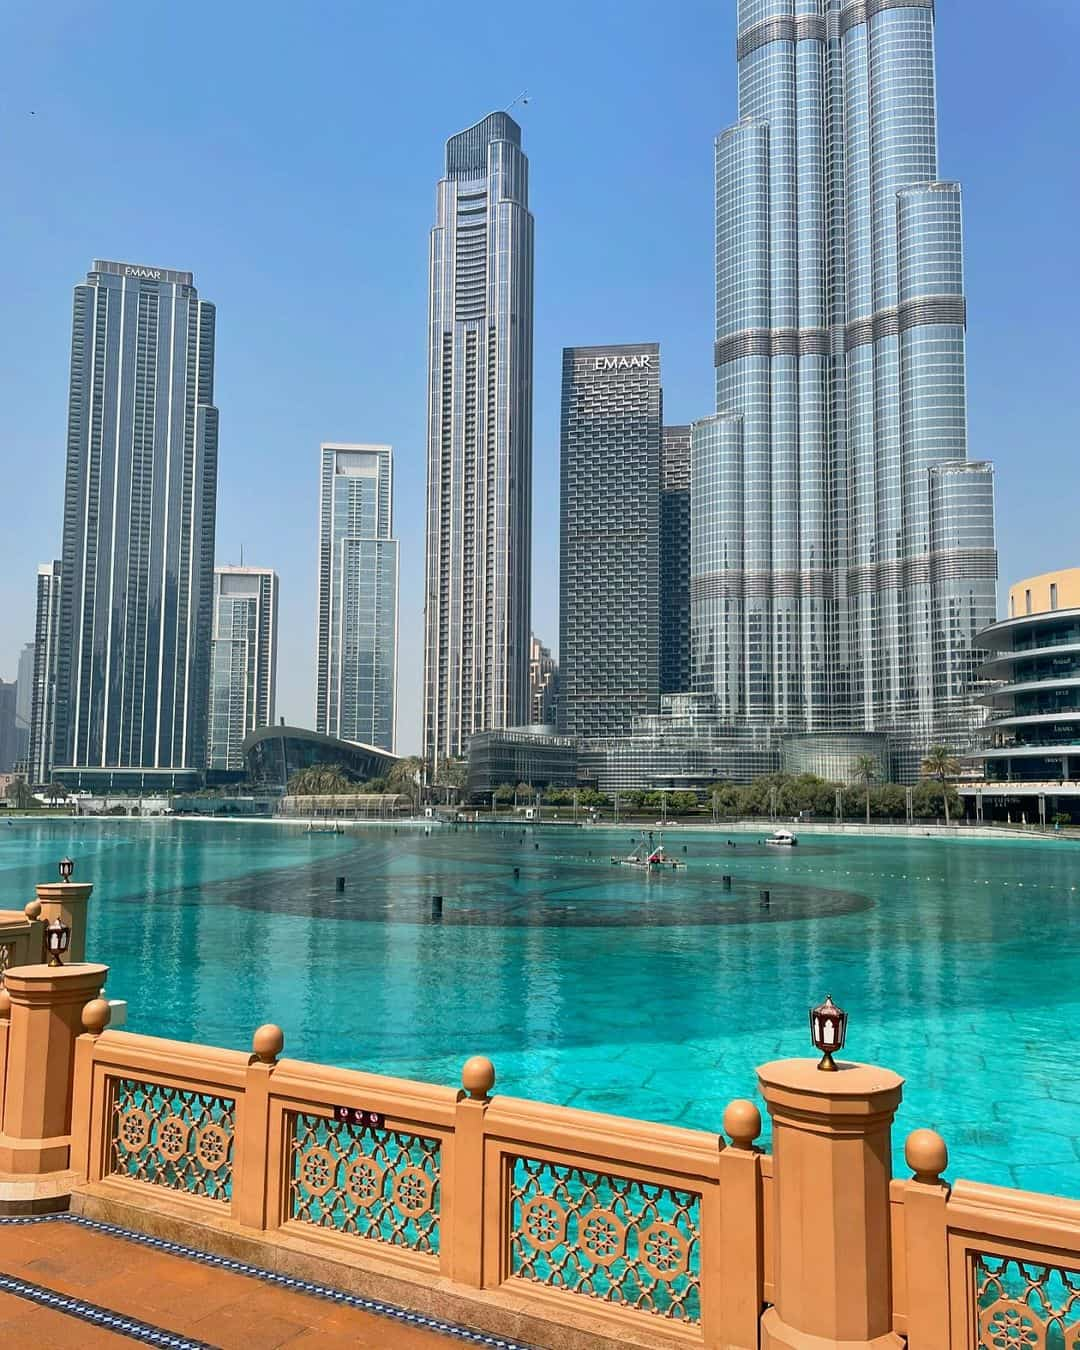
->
[242,725,399,793]
[974,569,1080,786]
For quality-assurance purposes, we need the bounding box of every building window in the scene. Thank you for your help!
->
[1051,582,1059,611]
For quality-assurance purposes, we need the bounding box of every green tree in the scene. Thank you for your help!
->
[434,757,467,804]
[287,764,355,796]
[669,791,699,816]
[5,778,34,810]
[852,754,878,826]
[514,781,533,807]
[920,746,961,826]
[493,783,516,804]
[387,756,424,804]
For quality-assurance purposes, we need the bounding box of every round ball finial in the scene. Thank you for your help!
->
[723,1099,762,1149]
[252,1023,285,1064]
[24,900,42,921]
[905,1128,948,1184]
[81,998,111,1035]
[0,988,11,1020]
[461,1055,496,1101]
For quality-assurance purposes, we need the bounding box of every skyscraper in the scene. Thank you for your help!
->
[207,566,279,771]
[528,635,558,727]
[559,344,661,740]
[0,683,16,774]
[52,260,219,786]
[660,426,692,697]
[28,562,61,783]
[423,112,534,764]
[14,642,35,768]
[316,444,398,752]
[699,0,997,770]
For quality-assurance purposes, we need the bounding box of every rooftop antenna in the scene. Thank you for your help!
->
[506,90,530,113]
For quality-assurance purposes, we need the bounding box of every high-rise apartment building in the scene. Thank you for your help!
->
[423,112,534,764]
[0,683,16,774]
[28,562,61,783]
[660,426,692,697]
[698,0,997,769]
[316,444,398,752]
[14,642,35,767]
[207,566,279,771]
[559,344,662,740]
[51,260,218,786]
[528,635,558,726]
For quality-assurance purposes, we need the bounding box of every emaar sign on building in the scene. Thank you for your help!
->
[592,354,652,372]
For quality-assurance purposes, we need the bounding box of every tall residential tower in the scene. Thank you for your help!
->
[316,444,398,752]
[423,112,534,763]
[695,0,997,771]
[208,566,279,771]
[52,261,219,787]
[559,344,662,740]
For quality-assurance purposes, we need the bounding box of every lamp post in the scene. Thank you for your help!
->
[58,857,74,883]
[45,918,71,968]
[808,993,848,1072]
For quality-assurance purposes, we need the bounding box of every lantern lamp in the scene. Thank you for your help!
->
[58,856,75,883]
[809,993,848,1071]
[45,918,71,968]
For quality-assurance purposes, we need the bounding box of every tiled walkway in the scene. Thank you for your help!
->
[0,1214,532,1348]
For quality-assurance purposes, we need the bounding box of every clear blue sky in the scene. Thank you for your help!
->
[1,0,1077,755]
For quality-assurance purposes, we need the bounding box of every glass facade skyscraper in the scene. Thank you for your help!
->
[28,562,61,783]
[316,444,398,752]
[559,344,662,740]
[423,112,534,763]
[661,425,692,697]
[208,566,279,771]
[698,0,997,769]
[52,261,219,779]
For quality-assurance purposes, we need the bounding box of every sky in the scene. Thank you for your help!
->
[1,0,1077,756]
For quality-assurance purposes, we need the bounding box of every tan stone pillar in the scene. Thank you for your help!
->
[0,963,108,1174]
[35,883,94,963]
[447,1055,495,1288]
[757,1058,904,1350]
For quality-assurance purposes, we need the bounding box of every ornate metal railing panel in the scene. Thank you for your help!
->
[287,1111,441,1255]
[509,1155,702,1322]
[109,1077,235,1204]
[975,1252,1080,1350]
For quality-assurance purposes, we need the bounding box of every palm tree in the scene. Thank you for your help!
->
[852,755,878,826]
[920,746,960,826]
[387,756,424,804]
[5,778,33,810]
[287,763,354,796]
[43,781,69,808]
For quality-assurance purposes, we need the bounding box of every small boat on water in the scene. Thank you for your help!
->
[305,823,343,834]
[611,833,685,871]
[765,829,798,847]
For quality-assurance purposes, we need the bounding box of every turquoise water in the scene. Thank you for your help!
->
[2,819,1078,1196]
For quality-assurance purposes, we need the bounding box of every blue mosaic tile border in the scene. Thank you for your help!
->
[0,1212,538,1349]
[0,1269,211,1347]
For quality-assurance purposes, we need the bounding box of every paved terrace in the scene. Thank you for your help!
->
[0,1214,532,1349]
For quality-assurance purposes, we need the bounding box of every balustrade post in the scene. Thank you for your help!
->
[69,998,111,1181]
[233,1024,284,1231]
[901,1130,951,1350]
[709,1099,765,1350]
[0,988,10,1124]
[0,962,108,1175]
[35,883,94,964]
[446,1055,495,1288]
[757,1057,904,1350]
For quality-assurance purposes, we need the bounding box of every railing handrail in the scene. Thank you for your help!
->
[268,1057,460,1127]
[90,1028,250,1088]
[485,1094,722,1179]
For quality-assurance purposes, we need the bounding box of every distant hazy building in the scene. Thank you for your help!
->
[28,562,61,783]
[0,682,16,773]
[660,425,691,696]
[529,635,558,726]
[51,260,218,788]
[423,112,534,763]
[704,0,997,775]
[316,444,398,753]
[14,642,34,767]
[207,566,279,771]
[559,343,661,740]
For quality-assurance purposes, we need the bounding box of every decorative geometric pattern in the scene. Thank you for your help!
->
[108,1078,235,1204]
[976,1253,1080,1350]
[0,1213,540,1348]
[288,1111,441,1255]
[509,1156,701,1322]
